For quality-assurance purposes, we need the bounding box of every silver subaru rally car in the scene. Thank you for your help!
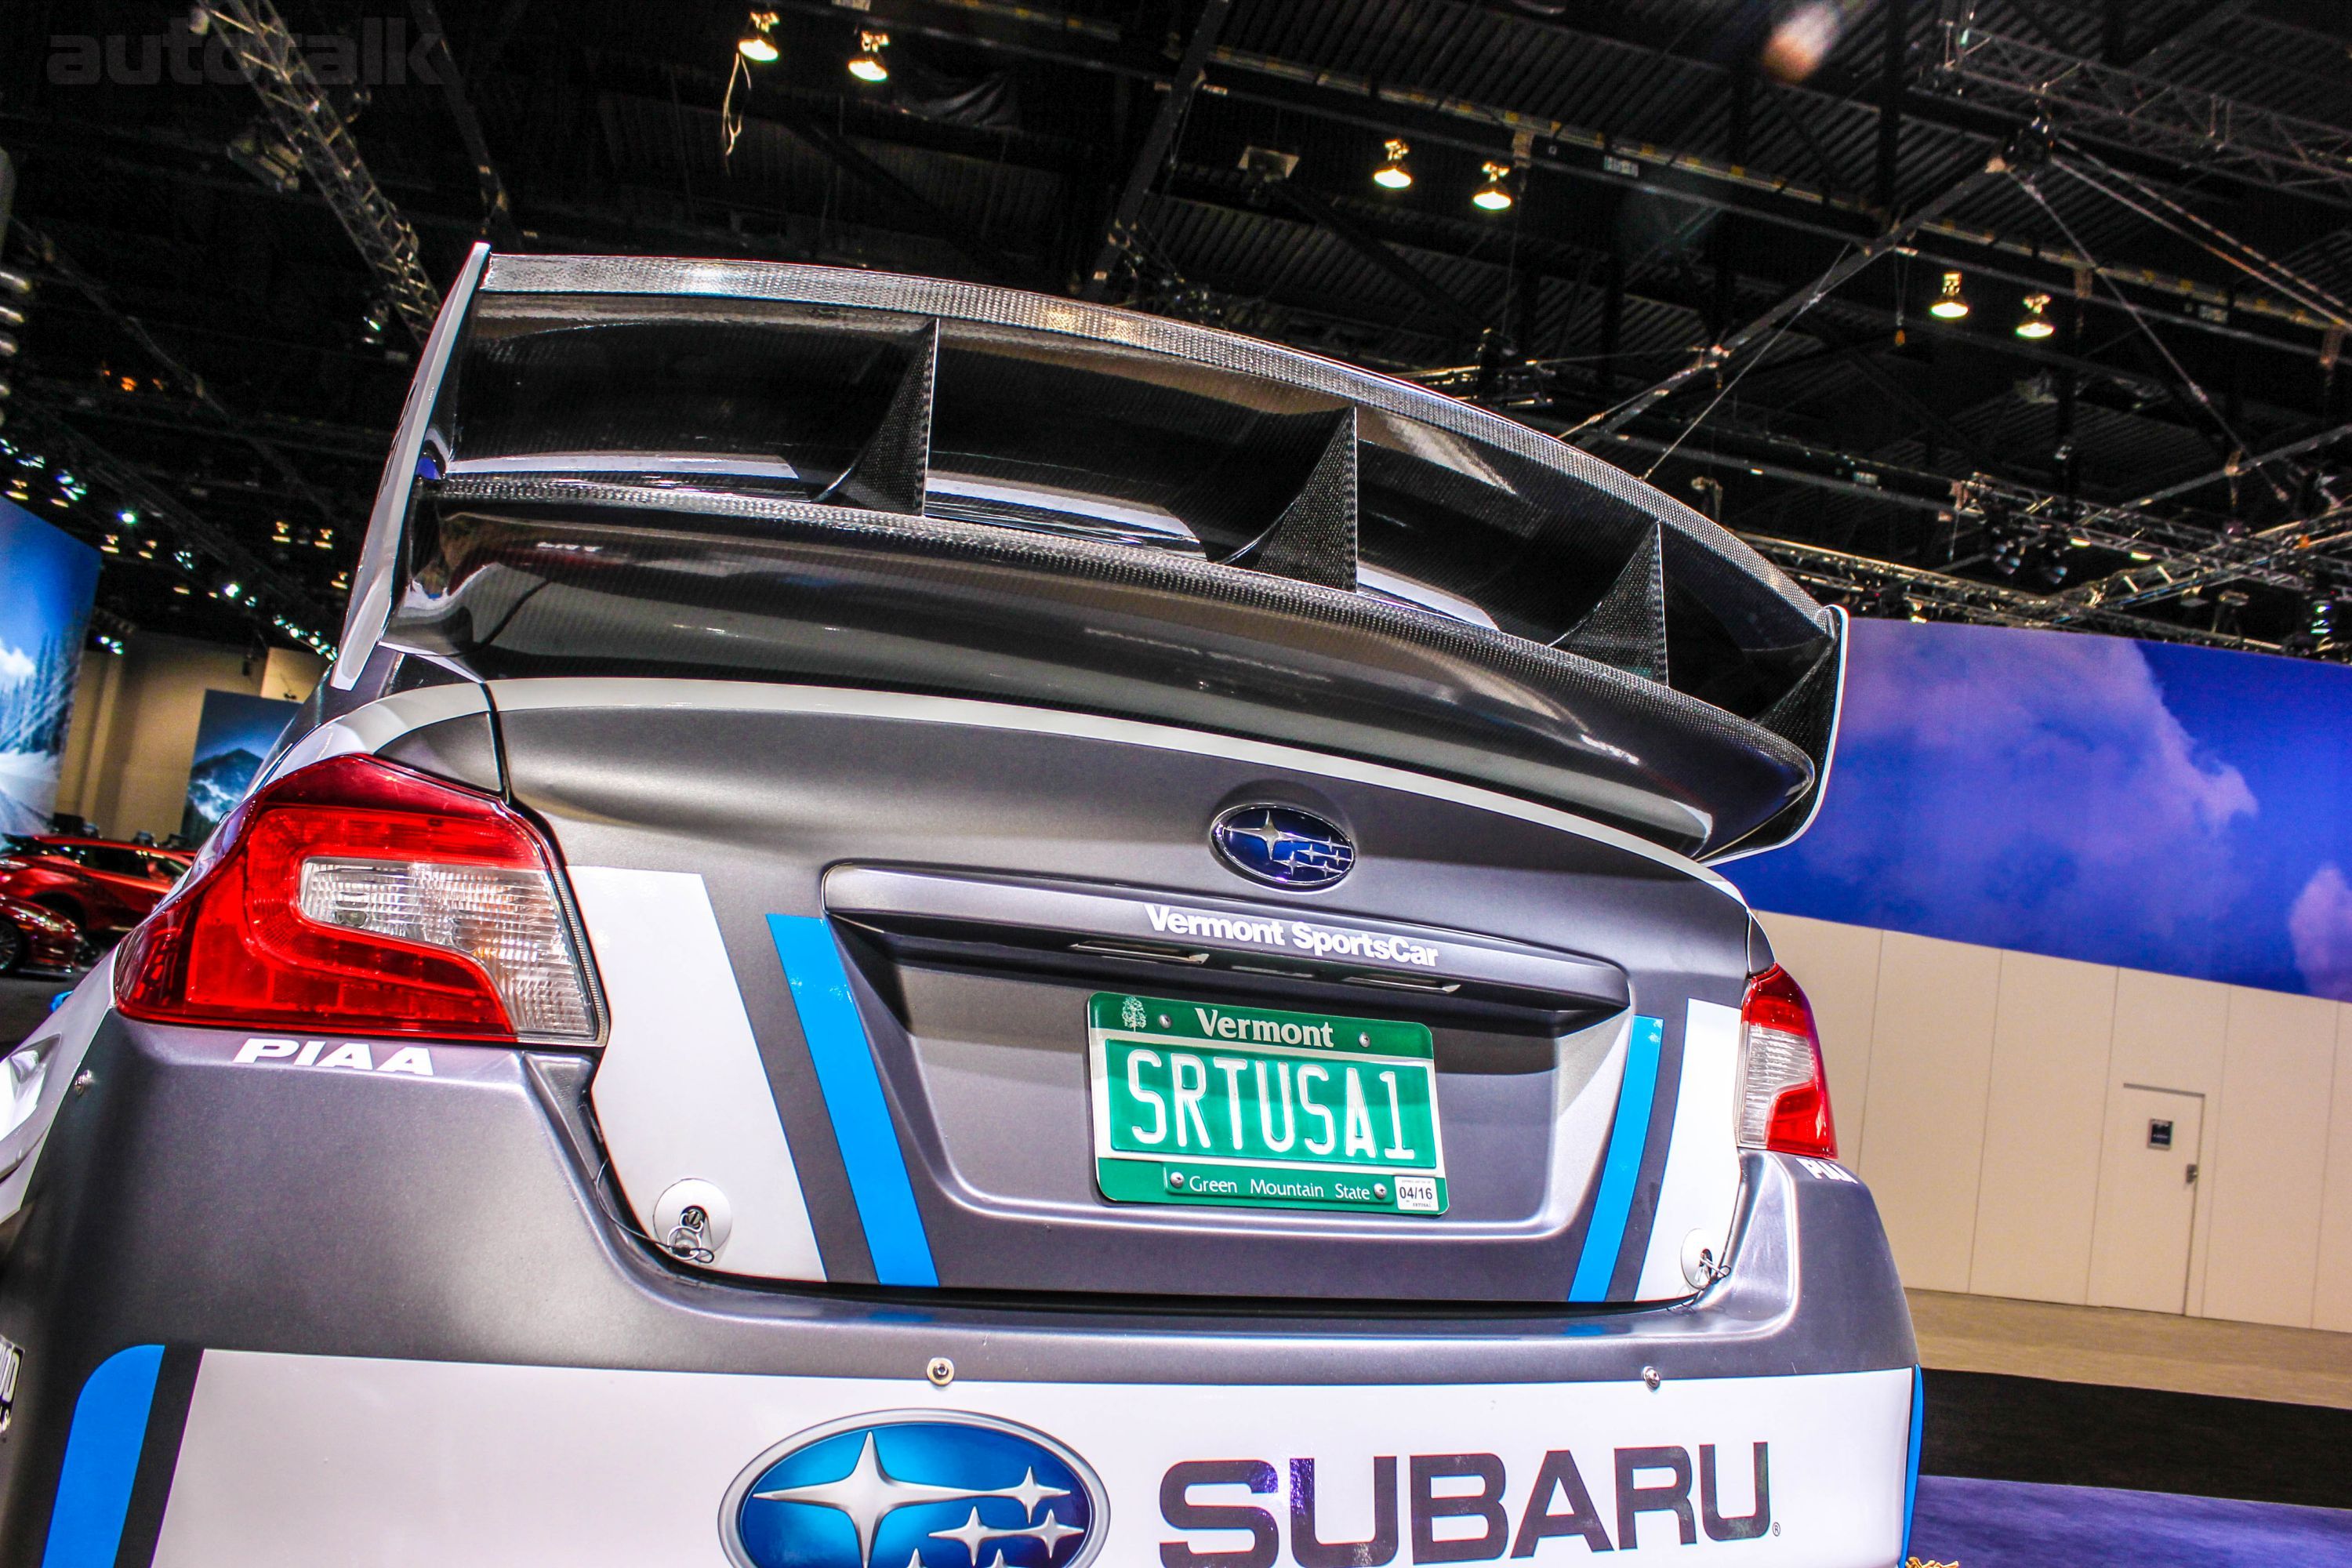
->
[0,250,1915,1567]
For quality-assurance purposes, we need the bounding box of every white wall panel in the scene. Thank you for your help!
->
[2096,970,2231,1316]
[1755,912,1883,1162]
[1858,932,2002,1293]
[1969,952,2117,1304]
[2105,970,2233,1091]
[1722,912,2352,1330]
[2314,1006,2352,1333]
[2202,987,2338,1327]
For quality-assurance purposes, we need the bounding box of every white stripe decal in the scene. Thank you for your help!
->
[486,677,1745,902]
[570,867,825,1281]
[1635,999,1745,1301]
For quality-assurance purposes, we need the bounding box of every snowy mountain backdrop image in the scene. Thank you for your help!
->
[0,503,101,836]
[180,692,299,843]
[180,747,266,840]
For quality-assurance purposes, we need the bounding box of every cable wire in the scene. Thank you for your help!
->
[2052,147,2352,328]
[2010,172,2291,506]
[1639,245,1855,480]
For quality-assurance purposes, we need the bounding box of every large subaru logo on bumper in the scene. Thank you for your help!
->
[1211,805,1355,888]
[724,1412,1107,1568]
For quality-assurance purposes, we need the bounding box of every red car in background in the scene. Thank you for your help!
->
[0,894,79,975]
[0,836,191,946]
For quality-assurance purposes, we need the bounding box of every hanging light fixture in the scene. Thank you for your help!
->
[1472,161,1514,212]
[1373,139,1414,191]
[848,30,891,82]
[1929,271,1970,319]
[737,10,780,63]
[2014,291,2055,339]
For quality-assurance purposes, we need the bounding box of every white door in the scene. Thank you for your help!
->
[2086,1085,2205,1313]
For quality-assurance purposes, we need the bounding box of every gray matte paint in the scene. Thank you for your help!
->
[0,1014,1910,1563]
[495,695,1749,1301]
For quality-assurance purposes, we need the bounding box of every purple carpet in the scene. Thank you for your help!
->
[1911,1475,2352,1566]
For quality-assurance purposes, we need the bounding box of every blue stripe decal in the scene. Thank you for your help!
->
[1568,1014,1664,1302]
[1902,1364,1925,1562]
[42,1344,165,1568]
[766,915,939,1287]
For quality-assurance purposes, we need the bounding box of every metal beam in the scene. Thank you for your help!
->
[2125,420,2352,511]
[773,109,1027,283]
[2063,507,2352,614]
[1874,0,1911,213]
[1560,406,2351,601]
[1192,47,2342,336]
[408,0,522,249]
[669,0,2343,332]
[202,0,441,342]
[1079,0,1231,300]
[1932,24,2352,205]
[23,232,355,528]
[1838,350,2002,477]
[1763,83,1858,200]
[1569,157,2004,441]
[2120,0,2256,68]
[1744,533,2281,652]
[20,376,387,464]
[15,405,339,637]
[1254,178,1490,343]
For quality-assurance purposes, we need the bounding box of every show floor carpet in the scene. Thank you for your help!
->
[1911,1476,2352,1567]
[1915,1337,2352,1563]
[0,973,76,1047]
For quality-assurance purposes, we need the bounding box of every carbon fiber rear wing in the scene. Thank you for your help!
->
[334,246,1843,861]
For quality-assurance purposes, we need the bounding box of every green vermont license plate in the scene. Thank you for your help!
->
[1087,992,1448,1215]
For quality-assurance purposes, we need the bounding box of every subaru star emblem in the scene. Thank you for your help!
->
[722,1411,1107,1568]
[1210,804,1355,889]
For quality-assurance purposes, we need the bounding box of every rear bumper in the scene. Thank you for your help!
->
[0,1016,1918,1566]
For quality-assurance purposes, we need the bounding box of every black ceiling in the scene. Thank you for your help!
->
[5,0,2352,655]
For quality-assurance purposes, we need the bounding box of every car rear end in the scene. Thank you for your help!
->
[0,252,1917,1567]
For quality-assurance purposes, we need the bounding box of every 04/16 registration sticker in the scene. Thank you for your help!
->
[1087,992,1448,1215]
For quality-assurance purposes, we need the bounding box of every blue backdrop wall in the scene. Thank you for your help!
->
[0,499,101,836]
[1728,618,2352,1002]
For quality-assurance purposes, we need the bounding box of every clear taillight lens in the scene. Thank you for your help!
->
[1737,964,1837,1160]
[296,858,593,1036]
[117,753,597,1041]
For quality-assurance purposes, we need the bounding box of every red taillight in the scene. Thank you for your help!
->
[1737,964,1836,1160]
[116,754,597,1041]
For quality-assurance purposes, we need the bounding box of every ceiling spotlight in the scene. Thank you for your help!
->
[1373,140,1414,191]
[1472,161,1514,212]
[1929,270,1970,320]
[738,10,780,63]
[2015,292,2055,339]
[848,31,891,82]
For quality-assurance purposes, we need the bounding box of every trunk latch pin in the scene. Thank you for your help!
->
[667,1206,715,1263]
[652,1178,731,1264]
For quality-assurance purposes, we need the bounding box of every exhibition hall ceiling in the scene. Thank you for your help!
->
[3,0,2352,654]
